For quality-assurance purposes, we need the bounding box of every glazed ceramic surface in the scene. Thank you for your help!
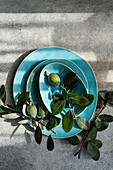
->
[39,62,87,115]
[13,47,97,138]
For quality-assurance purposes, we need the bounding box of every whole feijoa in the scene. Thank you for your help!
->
[38,106,46,117]
[27,105,37,118]
[48,73,61,86]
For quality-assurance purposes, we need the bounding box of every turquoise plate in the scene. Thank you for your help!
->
[39,62,87,116]
[13,47,98,138]
[26,58,88,108]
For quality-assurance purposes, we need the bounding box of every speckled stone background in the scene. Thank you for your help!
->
[0,1,113,170]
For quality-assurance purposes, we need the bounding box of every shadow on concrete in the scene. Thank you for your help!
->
[6,49,35,106]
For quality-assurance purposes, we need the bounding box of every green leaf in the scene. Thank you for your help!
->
[75,151,80,156]
[108,91,113,104]
[95,120,109,131]
[76,117,90,130]
[0,99,4,106]
[47,135,54,151]
[69,93,89,108]
[18,119,31,124]
[63,72,76,87]
[93,139,103,148]
[99,90,108,100]
[67,79,79,90]
[46,118,56,130]
[89,127,97,141]
[0,107,11,115]
[52,100,66,115]
[38,106,46,117]
[0,85,6,99]
[62,89,68,100]
[34,125,42,144]
[2,92,6,104]
[87,141,100,161]
[52,94,63,103]
[84,94,95,106]
[99,114,113,122]
[97,98,105,108]
[62,110,74,133]
[2,113,21,119]
[17,92,30,108]
[78,131,86,138]
[66,136,80,145]
[44,115,60,128]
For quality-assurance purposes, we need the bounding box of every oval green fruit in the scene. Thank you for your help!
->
[38,106,46,117]
[48,73,61,86]
[27,105,37,118]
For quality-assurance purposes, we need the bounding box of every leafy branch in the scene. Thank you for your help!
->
[0,85,58,151]
[1,70,113,161]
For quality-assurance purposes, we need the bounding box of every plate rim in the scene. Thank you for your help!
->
[39,61,88,114]
[13,46,98,138]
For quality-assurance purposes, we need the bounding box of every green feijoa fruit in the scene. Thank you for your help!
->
[38,106,46,117]
[48,73,61,86]
[27,105,37,118]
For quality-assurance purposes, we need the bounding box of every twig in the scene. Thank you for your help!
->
[38,121,57,135]
[68,98,76,119]
[78,103,108,159]
[4,105,19,113]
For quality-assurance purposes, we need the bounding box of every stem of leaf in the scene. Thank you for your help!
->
[3,105,19,113]
[38,121,57,135]
[78,103,108,159]
[68,98,76,119]
[59,84,66,90]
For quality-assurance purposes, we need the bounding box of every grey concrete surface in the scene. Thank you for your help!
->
[0,0,113,13]
[0,1,113,170]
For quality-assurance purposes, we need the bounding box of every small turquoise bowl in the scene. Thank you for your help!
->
[39,62,87,117]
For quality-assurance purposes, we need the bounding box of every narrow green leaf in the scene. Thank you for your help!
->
[0,105,16,113]
[75,151,80,156]
[52,94,63,103]
[87,141,100,161]
[46,118,56,130]
[99,114,113,122]
[97,97,106,108]
[108,91,113,104]
[18,119,31,124]
[95,120,109,131]
[78,131,86,138]
[2,113,21,119]
[67,79,79,90]
[66,136,80,145]
[38,106,46,117]
[2,92,6,104]
[69,93,89,108]
[34,125,42,144]
[0,99,4,106]
[63,72,76,87]
[93,139,103,148]
[62,110,74,133]
[44,115,60,128]
[76,117,90,130]
[17,92,30,108]
[84,94,95,106]
[22,104,28,117]
[52,100,66,115]
[89,127,97,141]
[0,107,11,115]
[47,135,54,151]
[62,89,68,100]
[99,90,108,100]
[0,85,6,99]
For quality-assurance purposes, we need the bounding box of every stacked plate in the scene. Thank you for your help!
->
[13,47,98,138]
